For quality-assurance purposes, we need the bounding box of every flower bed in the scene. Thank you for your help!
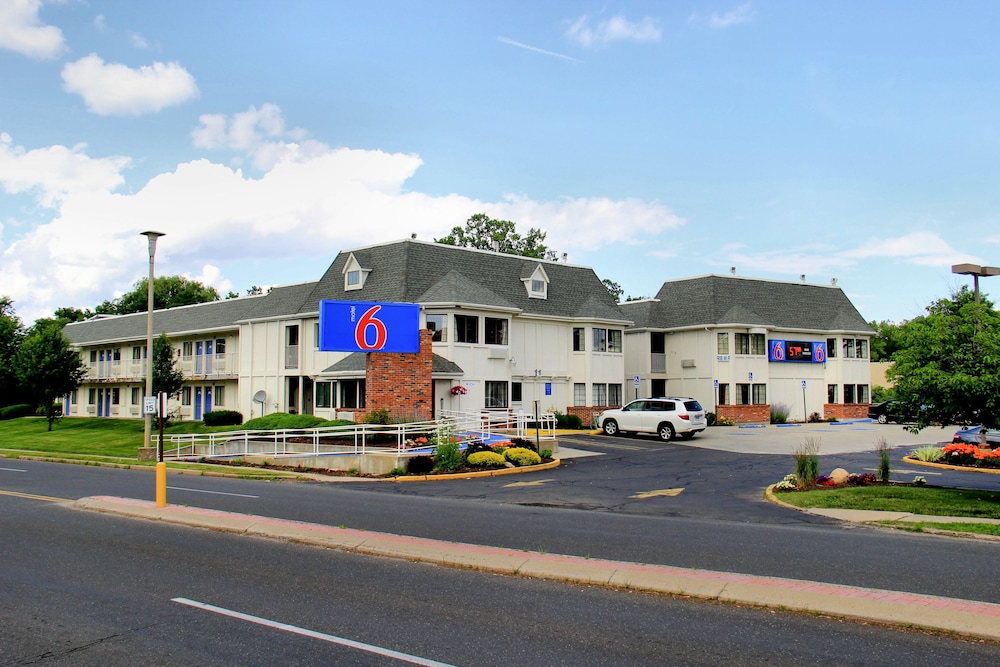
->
[941,443,1000,468]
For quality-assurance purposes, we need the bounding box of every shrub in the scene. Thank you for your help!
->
[706,412,717,426]
[509,437,537,452]
[242,412,331,430]
[388,467,405,477]
[504,447,541,466]
[363,408,391,425]
[874,435,892,483]
[910,445,944,463]
[770,403,790,424]
[433,440,464,472]
[792,437,821,487]
[540,449,552,459]
[553,412,583,429]
[807,412,823,423]
[407,455,434,474]
[203,410,244,427]
[467,451,506,467]
[1,404,35,420]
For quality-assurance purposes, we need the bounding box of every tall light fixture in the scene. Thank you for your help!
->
[141,231,165,459]
[951,263,999,304]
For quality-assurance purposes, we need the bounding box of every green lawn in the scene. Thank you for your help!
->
[776,485,1000,519]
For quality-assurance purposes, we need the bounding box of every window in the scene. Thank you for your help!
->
[346,270,360,287]
[857,384,870,403]
[485,317,508,345]
[133,346,142,361]
[214,386,225,406]
[531,279,544,293]
[111,388,120,404]
[455,315,478,343]
[316,382,332,409]
[592,383,607,406]
[524,265,549,299]
[843,338,855,359]
[89,350,97,363]
[342,253,369,290]
[736,383,751,405]
[314,322,320,348]
[844,384,856,404]
[285,325,299,369]
[88,388,96,404]
[752,384,767,405]
[426,314,448,342]
[573,327,585,352]
[828,384,838,404]
[573,383,586,406]
[651,378,666,397]
[340,380,366,409]
[592,328,607,352]
[182,341,193,358]
[734,333,764,355]
[827,338,837,358]
[511,382,522,402]
[718,383,729,405]
[131,387,140,405]
[181,387,192,405]
[216,339,226,355]
[856,340,869,359]
[113,348,121,361]
[651,332,665,354]
[485,381,508,408]
[608,383,622,407]
[608,330,622,353]
[717,333,729,355]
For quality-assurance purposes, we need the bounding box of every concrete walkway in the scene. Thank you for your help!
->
[74,495,1000,643]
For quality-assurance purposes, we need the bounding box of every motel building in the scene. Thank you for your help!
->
[63,239,872,427]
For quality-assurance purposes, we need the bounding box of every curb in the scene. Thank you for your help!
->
[901,455,1000,475]
[73,495,1000,643]
[390,458,560,482]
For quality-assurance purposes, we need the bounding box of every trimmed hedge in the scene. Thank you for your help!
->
[203,410,244,427]
[503,447,542,466]
[0,404,35,420]
[467,451,505,467]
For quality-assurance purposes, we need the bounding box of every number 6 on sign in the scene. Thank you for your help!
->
[355,305,388,350]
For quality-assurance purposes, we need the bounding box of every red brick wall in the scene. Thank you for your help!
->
[359,330,433,422]
[568,406,604,429]
[716,404,770,424]
[823,403,870,420]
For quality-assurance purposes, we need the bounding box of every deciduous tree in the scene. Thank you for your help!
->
[0,297,25,407]
[100,276,220,315]
[435,213,558,260]
[152,332,184,398]
[14,320,86,430]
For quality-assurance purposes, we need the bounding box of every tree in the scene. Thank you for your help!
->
[886,286,1000,433]
[435,213,558,260]
[602,279,624,302]
[152,332,184,398]
[14,321,86,430]
[101,276,220,315]
[0,297,26,407]
[869,319,906,362]
[53,306,95,324]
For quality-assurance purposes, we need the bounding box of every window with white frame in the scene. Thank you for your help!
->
[316,382,333,409]
[573,383,586,406]
[455,315,478,343]
[485,317,508,345]
[131,387,140,405]
[752,384,767,405]
[592,328,607,352]
[717,333,729,355]
[573,327,585,352]
[735,333,766,355]
[592,383,607,406]
[524,264,549,299]
[181,387,192,405]
[485,381,508,408]
[607,383,622,407]
[342,253,370,291]
[340,380,365,409]
[214,386,225,406]
[426,314,448,342]
[828,384,838,403]
[827,338,837,358]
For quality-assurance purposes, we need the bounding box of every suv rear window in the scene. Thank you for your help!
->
[683,400,703,412]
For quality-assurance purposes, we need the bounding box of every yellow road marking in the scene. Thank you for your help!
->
[631,488,685,499]
[0,489,73,503]
[503,479,555,488]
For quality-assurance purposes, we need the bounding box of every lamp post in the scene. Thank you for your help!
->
[951,263,999,304]
[141,231,165,462]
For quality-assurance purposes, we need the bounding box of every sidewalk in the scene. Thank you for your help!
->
[74,495,1000,643]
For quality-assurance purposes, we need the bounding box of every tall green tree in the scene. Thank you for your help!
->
[868,319,906,362]
[602,279,624,302]
[0,297,26,407]
[14,320,86,430]
[435,213,558,260]
[887,286,1000,432]
[98,276,220,315]
[152,332,184,398]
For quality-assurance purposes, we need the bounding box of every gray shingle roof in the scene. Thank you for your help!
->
[300,238,628,321]
[321,352,463,376]
[620,275,873,333]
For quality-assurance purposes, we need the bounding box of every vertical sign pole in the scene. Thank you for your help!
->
[802,380,807,422]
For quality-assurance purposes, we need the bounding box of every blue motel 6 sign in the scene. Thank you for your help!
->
[319,301,421,353]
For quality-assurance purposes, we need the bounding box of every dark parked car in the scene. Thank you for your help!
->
[951,425,1000,447]
[867,401,908,424]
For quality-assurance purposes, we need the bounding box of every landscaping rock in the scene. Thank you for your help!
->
[830,467,850,484]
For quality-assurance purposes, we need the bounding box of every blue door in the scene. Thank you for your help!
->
[96,389,103,417]
[205,340,213,374]
[194,387,203,420]
[205,387,212,414]
[195,342,204,374]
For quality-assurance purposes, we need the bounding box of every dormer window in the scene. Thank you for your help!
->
[342,253,370,291]
[523,264,549,299]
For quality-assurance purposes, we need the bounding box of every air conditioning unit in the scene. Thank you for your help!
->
[681,359,696,368]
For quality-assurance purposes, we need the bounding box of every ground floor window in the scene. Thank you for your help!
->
[573,383,586,406]
[608,383,622,407]
[511,382,522,402]
[485,381,508,408]
[736,383,750,405]
[316,381,333,409]
[752,384,766,405]
[736,383,767,405]
[843,384,869,404]
[592,383,622,407]
[592,383,607,406]
[181,387,192,406]
[651,378,666,398]
[718,383,729,406]
[214,386,225,407]
[340,380,365,409]
[88,388,96,404]
[131,387,141,405]
[828,384,838,404]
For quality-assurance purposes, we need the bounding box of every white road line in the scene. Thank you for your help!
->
[172,598,456,667]
[0,467,28,472]
[166,486,259,498]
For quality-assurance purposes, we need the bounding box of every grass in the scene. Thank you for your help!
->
[777,485,1000,519]
[878,521,1000,537]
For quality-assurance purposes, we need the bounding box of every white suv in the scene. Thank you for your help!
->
[598,398,707,441]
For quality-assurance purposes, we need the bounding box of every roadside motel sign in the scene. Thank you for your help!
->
[318,301,421,353]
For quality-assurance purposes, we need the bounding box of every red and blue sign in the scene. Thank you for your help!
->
[319,301,421,353]
[769,340,826,363]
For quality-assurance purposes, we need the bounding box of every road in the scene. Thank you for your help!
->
[2,424,999,664]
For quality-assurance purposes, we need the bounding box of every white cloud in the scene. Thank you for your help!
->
[93,14,107,31]
[0,0,65,58]
[0,132,130,207]
[192,104,311,170]
[1,108,682,321]
[130,32,149,49]
[710,2,756,29]
[61,54,199,116]
[565,15,661,48]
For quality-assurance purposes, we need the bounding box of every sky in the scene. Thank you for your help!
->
[2,1,1000,326]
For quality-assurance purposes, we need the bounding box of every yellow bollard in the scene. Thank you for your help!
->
[155,461,167,507]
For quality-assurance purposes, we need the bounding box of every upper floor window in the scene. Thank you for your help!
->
[717,333,729,355]
[455,314,478,343]
[735,333,765,355]
[593,328,623,353]
[342,253,370,291]
[841,338,870,359]
[427,314,448,342]
[523,264,549,299]
[485,317,508,345]
[573,327,585,352]
[827,338,837,358]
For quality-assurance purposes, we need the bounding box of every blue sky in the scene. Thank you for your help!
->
[2,1,999,324]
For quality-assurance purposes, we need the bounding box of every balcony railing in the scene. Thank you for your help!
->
[85,352,240,381]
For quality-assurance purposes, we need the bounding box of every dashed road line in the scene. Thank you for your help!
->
[631,488,685,499]
[503,479,555,488]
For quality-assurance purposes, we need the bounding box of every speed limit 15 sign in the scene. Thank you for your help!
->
[318,301,421,353]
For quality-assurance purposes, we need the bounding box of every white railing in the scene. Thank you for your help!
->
[440,408,557,440]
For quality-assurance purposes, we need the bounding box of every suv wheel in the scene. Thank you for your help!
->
[877,414,888,424]
[658,423,676,441]
[603,419,620,436]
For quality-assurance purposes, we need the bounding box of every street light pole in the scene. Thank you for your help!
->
[141,231,165,462]
[950,262,998,447]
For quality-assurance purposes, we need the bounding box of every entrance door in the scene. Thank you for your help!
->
[195,342,204,374]
[204,386,212,415]
[205,340,213,374]
[194,387,203,420]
